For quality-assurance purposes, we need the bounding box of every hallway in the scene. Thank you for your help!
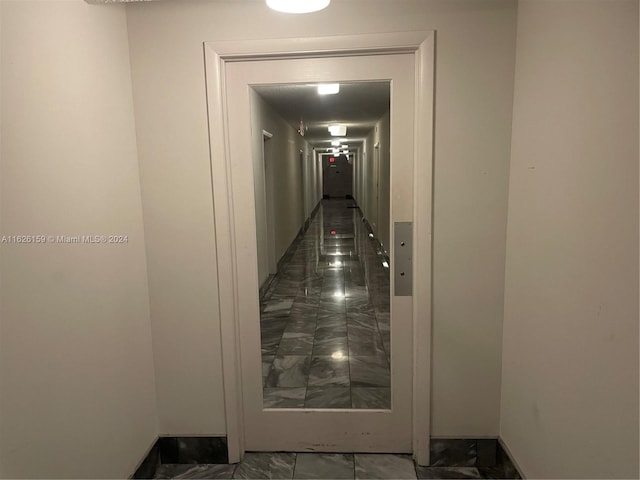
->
[260,199,391,409]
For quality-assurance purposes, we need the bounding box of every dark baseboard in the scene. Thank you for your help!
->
[132,440,160,480]
[260,200,323,303]
[276,200,322,273]
[360,215,390,273]
[301,200,322,238]
[259,273,277,300]
[309,200,321,221]
[132,436,521,478]
[429,438,523,478]
[132,436,228,479]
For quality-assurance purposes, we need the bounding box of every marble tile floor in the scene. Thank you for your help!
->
[153,452,521,479]
[260,199,391,409]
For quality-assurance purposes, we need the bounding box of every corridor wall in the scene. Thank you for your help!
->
[0,1,157,477]
[250,90,319,287]
[358,110,391,254]
[126,0,518,437]
[501,1,639,478]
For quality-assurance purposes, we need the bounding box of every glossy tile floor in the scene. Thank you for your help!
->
[155,453,415,479]
[260,199,391,409]
[153,452,520,479]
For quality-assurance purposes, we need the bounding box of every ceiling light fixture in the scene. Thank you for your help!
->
[328,124,347,136]
[317,83,340,95]
[331,140,340,146]
[266,0,330,14]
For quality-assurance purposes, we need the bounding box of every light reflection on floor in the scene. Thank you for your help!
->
[259,199,391,409]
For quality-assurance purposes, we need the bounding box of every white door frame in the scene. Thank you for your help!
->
[204,31,435,465]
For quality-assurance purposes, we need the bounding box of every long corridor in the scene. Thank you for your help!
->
[260,199,391,409]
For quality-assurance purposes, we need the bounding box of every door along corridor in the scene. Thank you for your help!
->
[259,198,391,409]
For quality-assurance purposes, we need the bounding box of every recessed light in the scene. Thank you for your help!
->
[317,83,340,95]
[331,140,340,146]
[266,0,330,14]
[328,125,347,136]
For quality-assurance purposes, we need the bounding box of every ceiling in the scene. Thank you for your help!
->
[87,1,389,154]
[253,81,390,152]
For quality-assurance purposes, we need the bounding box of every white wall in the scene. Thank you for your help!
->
[376,112,391,253]
[355,146,368,219]
[0,1,157,477]
[125,0,517,437]
[361,137,374,228]
[250,90,317,286]
[357,111,391,252]
[501,1,639,478]
[303,148,322,221]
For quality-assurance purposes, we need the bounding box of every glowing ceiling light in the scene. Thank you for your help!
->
[382,261,390,269]
[328,124,347,136]
[331,351,345,360]
[317,83,340,95]
[266,0,330,14]
[331,140,341,146]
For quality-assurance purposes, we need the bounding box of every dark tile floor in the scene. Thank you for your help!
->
[153,451,521,479]
[259,199,391,409]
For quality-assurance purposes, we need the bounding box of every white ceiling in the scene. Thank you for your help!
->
[83,0,390,151]
[253,81,390,151]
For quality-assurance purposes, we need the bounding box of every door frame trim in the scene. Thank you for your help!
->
[203,31,435,465]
